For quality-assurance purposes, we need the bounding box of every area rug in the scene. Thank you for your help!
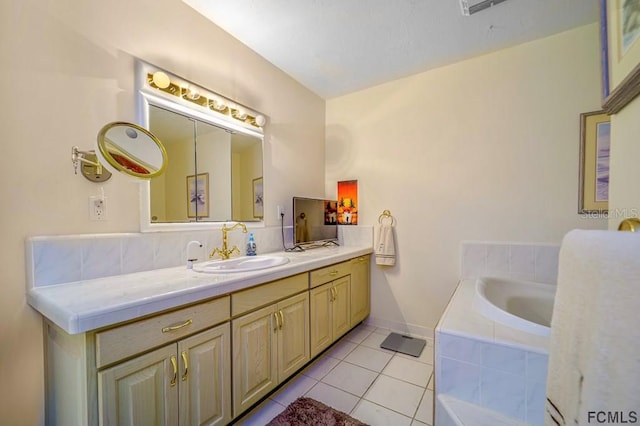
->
[266,397,368,426]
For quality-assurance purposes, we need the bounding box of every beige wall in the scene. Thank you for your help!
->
[0,0,324,424]
[326,23,607,336]
[608,96,640,229]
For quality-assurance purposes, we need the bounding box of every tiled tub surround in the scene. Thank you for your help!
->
[436,280,550,425]
[26,225,373,334]
[461,241,560,285]
[433,242,558,425]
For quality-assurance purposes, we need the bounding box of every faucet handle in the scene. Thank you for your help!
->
[229,246,240,256]
[209,247,222,259]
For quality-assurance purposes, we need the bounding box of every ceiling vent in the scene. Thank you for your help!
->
[459,0,509,16]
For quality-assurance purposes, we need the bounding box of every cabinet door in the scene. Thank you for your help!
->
[277,292,310,381]
[232,304,278,418]
[98,345,178,426]
[350,256,370,327]
[178,323,231,426]
[332,276,351,339]
[309,283,333,358]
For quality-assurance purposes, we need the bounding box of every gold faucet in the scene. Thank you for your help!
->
[210,223,247,259]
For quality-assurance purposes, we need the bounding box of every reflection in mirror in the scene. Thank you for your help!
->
[96,122,167,179]
[148,105,263,223]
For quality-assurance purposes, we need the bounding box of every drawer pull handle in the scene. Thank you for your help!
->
[162,319,193,333]
[273,312,279,332]
[170,356,178,387]
[181,350,189,382]
[279,310,284,330]
[329,270,339,276]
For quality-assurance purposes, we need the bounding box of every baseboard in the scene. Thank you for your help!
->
[364,316,434,340]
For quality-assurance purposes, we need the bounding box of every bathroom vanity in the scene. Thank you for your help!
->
[30,247,371,425]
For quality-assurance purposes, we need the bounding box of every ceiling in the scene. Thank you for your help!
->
[182,0,599,99]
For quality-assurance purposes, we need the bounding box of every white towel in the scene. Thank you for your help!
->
[375,224,396,266]
[546,230,640,425]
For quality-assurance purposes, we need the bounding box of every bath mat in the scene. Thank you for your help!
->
[380,332,426,357]
[266,397,368,426]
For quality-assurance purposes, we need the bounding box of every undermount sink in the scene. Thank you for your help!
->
[192,255,290,273]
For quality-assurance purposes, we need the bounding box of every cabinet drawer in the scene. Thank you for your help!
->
[309,261,350,288]
[95,296,230,368]
[232,274,307,317]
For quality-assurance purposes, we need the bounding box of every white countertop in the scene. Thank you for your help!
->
[28,246,372,335]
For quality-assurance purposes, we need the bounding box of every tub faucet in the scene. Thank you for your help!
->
[210,223,247,260]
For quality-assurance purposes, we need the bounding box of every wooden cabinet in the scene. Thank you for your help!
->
[232,291,309,417]
[231,304,277,417]
[42,254,369,426]
[179,326,231,426]
[98,323,231,426]
[349,255,371,327]
[309,275,351,357]
[99,345,178,426]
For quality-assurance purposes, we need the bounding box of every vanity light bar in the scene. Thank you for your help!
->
[145,71,265,129]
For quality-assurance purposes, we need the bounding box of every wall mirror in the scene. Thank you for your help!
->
[136,61,265,231]
[96,122,168,179]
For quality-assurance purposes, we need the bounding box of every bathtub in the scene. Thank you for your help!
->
[473,277,556,336]
[435,278,552,425]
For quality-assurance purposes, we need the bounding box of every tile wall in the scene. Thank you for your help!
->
[26,225,373,289]
[461,241,560,284]
[435,331,548,425]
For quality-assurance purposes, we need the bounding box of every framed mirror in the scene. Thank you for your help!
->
[136,61,265,231]
[96,122,168,179]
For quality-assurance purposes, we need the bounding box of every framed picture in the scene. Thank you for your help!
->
[337,180,358,225]
[187,173,209,218]
[579,111,611,214]
[601,0,640,113]
[253,177,264,218]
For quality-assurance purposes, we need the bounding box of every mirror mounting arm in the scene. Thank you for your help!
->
[71,146,112,182]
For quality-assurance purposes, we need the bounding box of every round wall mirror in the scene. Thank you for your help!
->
[96,122,168,179]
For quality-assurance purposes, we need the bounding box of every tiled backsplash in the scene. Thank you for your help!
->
[461,241,560,284]
[26,226,372,289]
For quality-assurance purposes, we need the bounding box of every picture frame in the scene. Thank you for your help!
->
[601,0,640,113]
[579,111,611,214]
[337,180,358,225]
[187,173,209,218]
[252,177,264,218]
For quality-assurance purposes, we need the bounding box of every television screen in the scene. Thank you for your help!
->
[293,197,338,247]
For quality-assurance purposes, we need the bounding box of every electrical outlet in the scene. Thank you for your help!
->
[89,196,107,221]
[277,205,284,219]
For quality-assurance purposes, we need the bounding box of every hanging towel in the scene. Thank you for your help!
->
[375,223,396,266]
[545,230,640,425]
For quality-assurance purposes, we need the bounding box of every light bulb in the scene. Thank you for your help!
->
[186,87,200,100]
[211,98,226,111]
[255,115,266,127]
[234,109,248,120]
[152,71,170,89]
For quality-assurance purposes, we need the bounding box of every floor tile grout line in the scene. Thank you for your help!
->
[359,394,421,421]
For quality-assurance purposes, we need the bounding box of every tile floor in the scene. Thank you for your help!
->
[235,323,435,425]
